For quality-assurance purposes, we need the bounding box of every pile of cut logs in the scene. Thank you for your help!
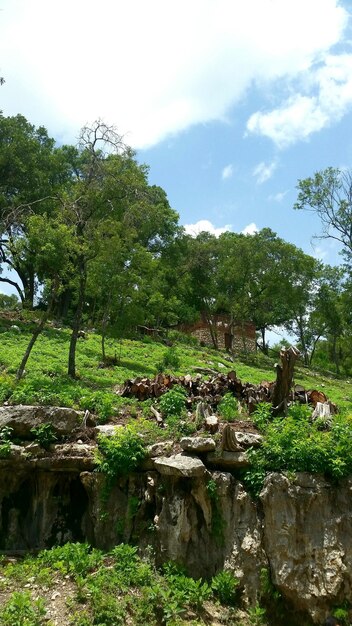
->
[118,347,336,414]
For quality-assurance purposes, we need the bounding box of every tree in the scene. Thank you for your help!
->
[0,114,71,306]
[16,214,75,380]
[295,168,352,264]
[61,121,178,378]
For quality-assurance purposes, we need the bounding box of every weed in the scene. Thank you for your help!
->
[159,386,187,418]
[0,591,48,626]
[252,402,272,432]
[96,423,146,498]
[211,570,240,605]
[218,393,239,422]
[30,423,57,448]
[206,479,225,543]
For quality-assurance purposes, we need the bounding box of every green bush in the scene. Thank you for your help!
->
[159,386,186,418]
[79,391,115,422]
[218,393,239,422]
[0,591,47,626]
[96,422,146,485]
[211,570,239,605]
[30,422,57,448]
[155,346,181,372]
[252,402,272,431]
[244,411,352,496]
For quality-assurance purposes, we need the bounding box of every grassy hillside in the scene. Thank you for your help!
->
[0,316,351,416]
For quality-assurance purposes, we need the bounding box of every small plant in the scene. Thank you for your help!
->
[218,393,239,422]
[159,386,186,418]
[96,423,146,495]
[156,346,181,371]
[79,391,115,423]
[206,479,225,543]
[0,591,47,625]
[248,602,267,625]
[30,422,57,449]
[252,402,272,431]
[211,570,239,605]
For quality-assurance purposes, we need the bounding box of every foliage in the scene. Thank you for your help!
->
[36,543,103,577]
[155,346,182,373]
[79,391,115,422]
[206,478,225,543]
[159,386,187,418]
[244,410,352,496]
[0,424,12,458]
[211,570,240,605]
[0,591,47,626]
[96,422,147,486]
[218,392,239,422]
[30,422,57,448]
[251,402,272,432]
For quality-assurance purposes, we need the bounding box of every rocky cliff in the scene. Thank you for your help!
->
[1,405,351,624]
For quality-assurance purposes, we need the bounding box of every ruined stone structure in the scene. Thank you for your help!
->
[182,314,256,352]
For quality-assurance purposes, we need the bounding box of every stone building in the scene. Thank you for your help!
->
[182,313,256,352]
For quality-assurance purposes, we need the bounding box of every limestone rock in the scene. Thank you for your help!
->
[146,441,174,457]
[95,424,121,437]
[260,472,352,622]
[0,405,83,438]
[180,436,216,453]
[204,415,219,433]
[205,449,249,468]
[154,454,206,478]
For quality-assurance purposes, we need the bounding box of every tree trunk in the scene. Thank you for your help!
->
[68,263,86,378]
[331,335,340,375]
[271,346,300,416]
[16,279,59,381]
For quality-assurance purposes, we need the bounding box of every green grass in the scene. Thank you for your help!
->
[0,319,351,417]
[0,543,244,626]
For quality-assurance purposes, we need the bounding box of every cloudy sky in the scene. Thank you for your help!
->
[1,0,352,269]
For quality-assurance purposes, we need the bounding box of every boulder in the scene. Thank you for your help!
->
[0,405,83,439]
[205,449,249,469]
[154,454,206,478]
[180,436,216,453]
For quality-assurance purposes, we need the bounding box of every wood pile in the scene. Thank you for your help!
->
[118,355,336,414]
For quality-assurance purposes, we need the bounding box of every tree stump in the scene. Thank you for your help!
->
[271,346,300,415]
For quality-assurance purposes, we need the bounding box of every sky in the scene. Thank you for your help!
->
[1,0,352,303]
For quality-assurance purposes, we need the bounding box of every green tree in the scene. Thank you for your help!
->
[61,121,178,378]
[295,167,352,264]
[0,114,71,306]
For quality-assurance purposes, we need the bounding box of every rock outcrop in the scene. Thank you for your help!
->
[1,405,351,623]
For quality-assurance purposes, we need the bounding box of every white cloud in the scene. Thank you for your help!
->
[0,0,348,148]
[184,220,231,237]
[268,190,289,202]
[222,164,233,180]
[247,53,352,147]
[252,160,277,184]
[242,222,258,235]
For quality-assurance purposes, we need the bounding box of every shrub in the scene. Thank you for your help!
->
[211,570,240,606]
[96,422,146,484]
[218,393,239,422]
[30,422,57,449]
[251,402,272,432]
[244,411,352,496]
[159,386,186,418]
[79,391,115,422]
[0,591,47,625]
[155,346,181,372]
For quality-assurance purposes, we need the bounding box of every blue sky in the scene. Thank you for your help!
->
[1,0,352,285]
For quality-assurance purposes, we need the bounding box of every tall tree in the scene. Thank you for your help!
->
[62,121,178,378]
[0,114,71,306]
[295,167,352,264]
